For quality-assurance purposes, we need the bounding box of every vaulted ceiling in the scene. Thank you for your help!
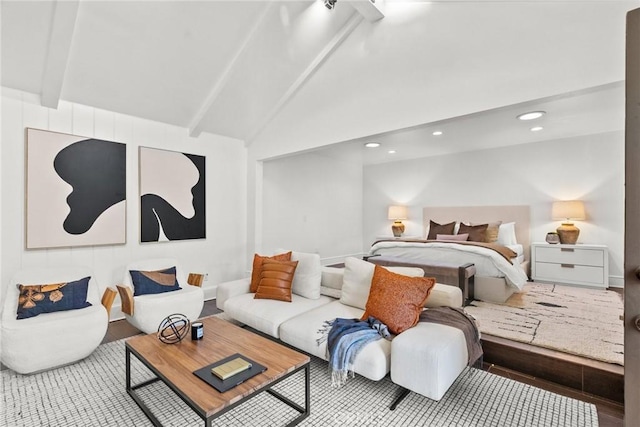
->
[2,0,637,163]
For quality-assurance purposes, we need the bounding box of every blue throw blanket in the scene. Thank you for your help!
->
[317,317,391,388]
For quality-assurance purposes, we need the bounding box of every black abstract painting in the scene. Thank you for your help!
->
[139,147,206,243]
[26,128,127,249]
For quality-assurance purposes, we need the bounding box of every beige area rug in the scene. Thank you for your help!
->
[465,282,624,365]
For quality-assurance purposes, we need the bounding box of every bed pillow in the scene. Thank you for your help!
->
[426,220,456,240]
[250,251,292,293]
[254,259,298,302]
[497,222,518,246]
[340,257,425,310]
[361,266,436,335]
[458,223,488,242]
[436,233,469,241]
[470,221,502,243]
[16,277,92,319]
[130,267,181,296]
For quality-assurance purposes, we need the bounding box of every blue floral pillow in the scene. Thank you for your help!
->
[129,267,181,296]
[17,276,92,320]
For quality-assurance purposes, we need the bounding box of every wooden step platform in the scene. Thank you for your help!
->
[481,333,624,404]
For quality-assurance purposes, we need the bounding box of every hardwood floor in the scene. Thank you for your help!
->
[103,299,624,426]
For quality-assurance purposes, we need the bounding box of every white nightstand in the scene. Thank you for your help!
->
[531,242,609,289]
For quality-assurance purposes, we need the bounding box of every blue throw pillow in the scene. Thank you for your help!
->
[16,276,92,320]
[129,267,181,296]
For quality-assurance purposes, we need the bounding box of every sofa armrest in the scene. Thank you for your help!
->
[116,285,134,316]
[187,273,205,287]
[216,278,250,311]
[101,287,117,319]
[425,283,463,308]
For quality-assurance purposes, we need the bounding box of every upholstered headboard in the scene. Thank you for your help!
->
[422,205,531,261]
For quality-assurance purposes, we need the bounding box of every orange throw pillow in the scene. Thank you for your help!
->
[362,265,436,335]
[254,259,299,302]
[250,251,292,293]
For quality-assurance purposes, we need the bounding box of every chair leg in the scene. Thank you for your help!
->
[389,387,411,410]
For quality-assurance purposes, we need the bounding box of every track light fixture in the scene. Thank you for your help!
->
[324,0,337,10]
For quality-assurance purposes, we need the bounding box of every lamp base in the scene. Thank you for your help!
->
[391,221,405,238]
[557,222,580,244]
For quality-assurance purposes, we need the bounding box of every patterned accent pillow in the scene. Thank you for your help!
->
[361,266,436,335]
[427,220,456,240]
[254,259,299,302]
[250,252,292,293]
[129,267,181,296]
[471,221,502,243]
[458,223,488,242]
[16,276,92,319]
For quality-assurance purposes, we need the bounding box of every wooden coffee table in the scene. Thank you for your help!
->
[125,316,310,426]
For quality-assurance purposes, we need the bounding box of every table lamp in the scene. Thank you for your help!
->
[388,205,408,237]
[552,200,585,244]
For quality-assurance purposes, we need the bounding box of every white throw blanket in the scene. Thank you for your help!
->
[369,241,529,290]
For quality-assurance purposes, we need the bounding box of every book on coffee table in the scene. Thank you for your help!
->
[193,353,267,392]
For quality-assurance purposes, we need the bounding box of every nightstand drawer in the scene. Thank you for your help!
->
[535,262,604,285]
[534,246,604,267]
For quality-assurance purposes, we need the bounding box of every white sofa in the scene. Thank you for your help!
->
[217,256,470,401]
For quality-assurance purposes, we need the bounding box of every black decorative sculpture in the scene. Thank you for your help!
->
[157,313,190,344]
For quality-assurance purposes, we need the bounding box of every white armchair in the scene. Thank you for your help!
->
[1,267,110,374]
[117,258,204,334]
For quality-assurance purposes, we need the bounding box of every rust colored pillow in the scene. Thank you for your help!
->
[361,265,436,335]
[427,220,456,240]
[250,251,292,293]
[254,259,299,302]
[458,223,488,242]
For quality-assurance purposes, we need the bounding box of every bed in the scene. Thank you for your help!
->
[369,205,531,303]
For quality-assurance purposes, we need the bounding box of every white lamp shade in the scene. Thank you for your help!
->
[388,205,408,220]
[552,200,586,221]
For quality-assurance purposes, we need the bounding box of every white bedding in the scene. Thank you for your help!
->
[506,244,524,264]
[369,241,529,290]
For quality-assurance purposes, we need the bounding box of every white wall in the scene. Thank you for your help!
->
[261,148,364,264]
[1,88,248,312]
[363,131,625,286]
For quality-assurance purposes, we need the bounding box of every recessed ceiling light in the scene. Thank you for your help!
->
[517,111,546,121]
[530,126,544,132]
[432,131,443,136]
[388,150,396,154]
[364,142,380,148]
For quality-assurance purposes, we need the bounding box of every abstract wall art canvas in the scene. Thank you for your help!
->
[139,147,206,243]
[26,128,126,249]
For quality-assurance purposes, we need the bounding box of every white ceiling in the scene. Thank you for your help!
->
[2,0,637,163]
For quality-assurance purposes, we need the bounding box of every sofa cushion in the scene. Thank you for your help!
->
[129,267,181,296]
[279,300,392,381]
[290,251,322,299]
[254,259,298,302]
[16,277,92,319]
[362,266,435,334]
[391,322,468,401]
[425,283,463,308]
[223,293,333,338]
[340,257,424,310]
[320,266,344,298]
[250,252,292,293]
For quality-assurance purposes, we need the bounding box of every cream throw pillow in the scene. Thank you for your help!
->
[340,257,425,310]
[276,249,322,300]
